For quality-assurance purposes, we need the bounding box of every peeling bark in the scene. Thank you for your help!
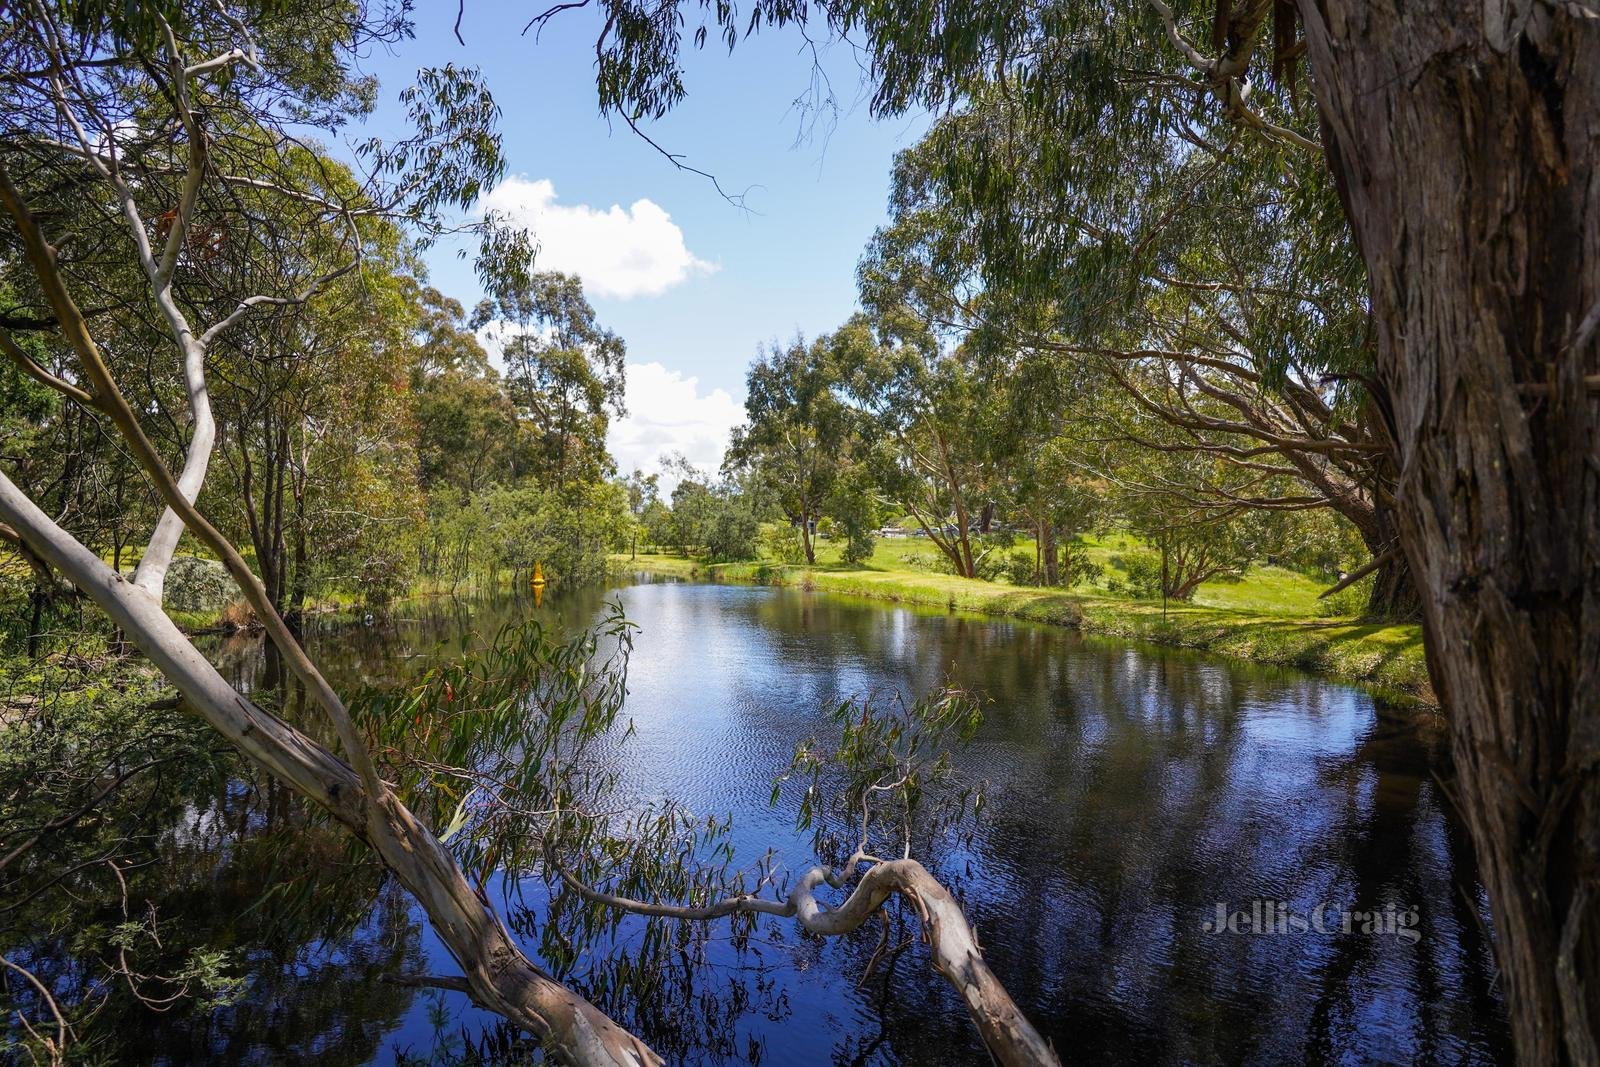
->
[1300,5,1600,1063]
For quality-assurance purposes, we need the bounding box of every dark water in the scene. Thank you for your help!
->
[144,579,1511,1063]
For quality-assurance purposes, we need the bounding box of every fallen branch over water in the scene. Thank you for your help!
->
[555,851,1061,1067]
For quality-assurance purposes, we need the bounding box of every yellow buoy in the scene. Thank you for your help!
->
[531,561,546,586]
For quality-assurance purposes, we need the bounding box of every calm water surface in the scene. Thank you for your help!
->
[179,578,1508,1064]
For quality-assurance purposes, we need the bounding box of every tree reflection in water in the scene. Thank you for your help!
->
[4,580,1510,1064]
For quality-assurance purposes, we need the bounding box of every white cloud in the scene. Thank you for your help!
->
[480,177,716,300]
[609,362,743,487]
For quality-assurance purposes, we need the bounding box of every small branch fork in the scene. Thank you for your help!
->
[1,954,72,1066]
[1146,0,1321,154]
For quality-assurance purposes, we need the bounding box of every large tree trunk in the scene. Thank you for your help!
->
[1300,7,1600,1064]
[130,335,216,600]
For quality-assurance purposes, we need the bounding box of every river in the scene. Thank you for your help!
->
[135,577,1509,1063]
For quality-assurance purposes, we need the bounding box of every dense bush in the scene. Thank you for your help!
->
[706,506,761,562]
[972,550,1009,583]
[163,556,235,613]
[827,468,879,566]
[424,481,631,591]
[1059,540,1103,588]
[1121,552,1164,600]
[1002,551,1037,585]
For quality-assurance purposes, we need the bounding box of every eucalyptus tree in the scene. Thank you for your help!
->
[725,334,864,565]
[0,6,1064,1064]
[473,271,626,490]
[1112,439,1280,601]
[203,163,426,616]
[406,281,526,503]
[828,312,1009,579]
[225,274,426,613]
[1007,435,1104,587]
[0,4,656,1062]
[861,95,1411,614]
[829,8,1600,1058]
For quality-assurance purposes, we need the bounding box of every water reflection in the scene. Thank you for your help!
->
[598,583,1507,1065]
[9,580,1510,1064]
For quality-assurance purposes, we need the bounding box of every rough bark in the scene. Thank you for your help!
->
[1299,5,1600,1064]
[1364,489,1420,620]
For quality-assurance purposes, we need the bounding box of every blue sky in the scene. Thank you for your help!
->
[351,2,927,477]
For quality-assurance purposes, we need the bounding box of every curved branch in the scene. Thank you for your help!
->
[1318,545,1399,599]
[0,326,94,407]
[557,856,1060,1067]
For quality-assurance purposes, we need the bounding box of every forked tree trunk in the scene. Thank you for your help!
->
[1300,6,1600,1063]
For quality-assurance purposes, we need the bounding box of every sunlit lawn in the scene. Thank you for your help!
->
[784,529,1335,620]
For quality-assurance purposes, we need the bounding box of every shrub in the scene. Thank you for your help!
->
[358,538,416,606]
[163,556,234,613]
[972,551,1009,583]
[839,525,876,566]
[706,507,762,562]
[1002,551,1038,586]
[825,472,879,566]
[1121,552,1164,599]
[1058,540,1104,588]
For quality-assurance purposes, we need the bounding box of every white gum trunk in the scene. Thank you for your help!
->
[0,470,659,1067]
[132,337,215,598]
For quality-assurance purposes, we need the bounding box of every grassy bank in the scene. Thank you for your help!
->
[612,546,1434,704]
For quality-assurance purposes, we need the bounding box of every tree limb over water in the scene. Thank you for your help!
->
[554,849,1061,1066]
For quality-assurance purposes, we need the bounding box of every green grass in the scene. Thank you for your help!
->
[612,537,1433,704]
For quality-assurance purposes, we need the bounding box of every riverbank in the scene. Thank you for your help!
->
[613,552,1435,704]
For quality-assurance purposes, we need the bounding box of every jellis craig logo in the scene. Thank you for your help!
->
[1203,900,1421,943]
